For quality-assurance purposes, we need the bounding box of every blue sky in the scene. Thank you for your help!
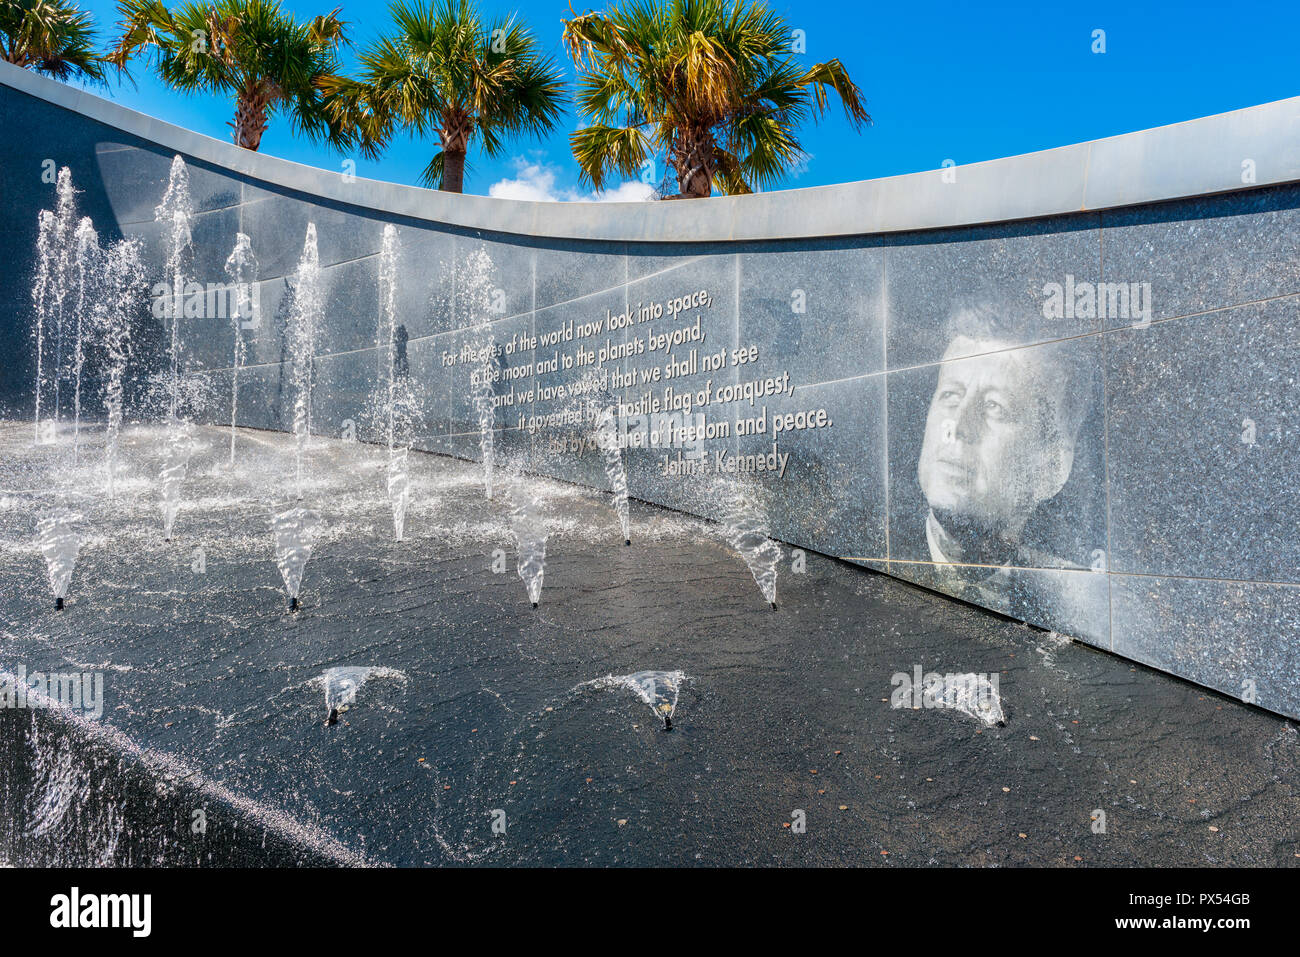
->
[73,0,1300,200]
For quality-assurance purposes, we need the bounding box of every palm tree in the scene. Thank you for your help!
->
[562,0,870,199]
[107,0,354,151]
[322,0,565,193]
[1,0,108,83]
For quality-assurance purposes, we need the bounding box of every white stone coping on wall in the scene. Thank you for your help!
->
[4,59,1299,243]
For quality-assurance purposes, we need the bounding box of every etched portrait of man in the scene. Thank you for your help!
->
[900,299,1099,613]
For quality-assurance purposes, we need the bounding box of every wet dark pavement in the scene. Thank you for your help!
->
[0,424,1297,866]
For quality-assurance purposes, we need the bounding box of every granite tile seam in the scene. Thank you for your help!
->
[842,557,1300,589]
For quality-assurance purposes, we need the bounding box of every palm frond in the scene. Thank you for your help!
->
[104,0,357,150]
[0,0,111,84]
[798,57,870,128]
[346,0,566,191]
[571,123,651,190]
[563,0,870,197]
[420,149,454,189]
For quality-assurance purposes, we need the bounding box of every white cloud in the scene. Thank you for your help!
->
[487,161,564,201]
[488,160,656,203]
[790,152,815,178]
[593,180,661,202]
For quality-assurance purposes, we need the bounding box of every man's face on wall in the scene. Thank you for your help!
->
[918,336,1075,539]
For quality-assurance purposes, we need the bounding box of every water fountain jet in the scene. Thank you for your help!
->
[48,169,78,434]
[474,362,495,501]
[158,421,194,541]
[317,666,406,726]
[374,226,421,540]
[70,217,98,461]
[152,157,198,537]
[580,670,687,730]
[272,504,321,611]
[155,156,193,423]
[458,247,498,499]
[31,210,56,442]
[718,480,781,609]
[94,238,142,497]
[590,398,631,545]
[224,233,259,466]
[30,168,82,443]
[938,673,1006,727]
[37,507,81,610]
[508,479,548,607]
[289,225,321,498]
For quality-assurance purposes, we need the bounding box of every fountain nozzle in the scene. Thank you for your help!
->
[54,597,64,611]
[770,601,777,610]
[289,596,299,611]
[531,601,538,609]
[625,539,631,546]
[325,707,338,726]
[663,715,673,731]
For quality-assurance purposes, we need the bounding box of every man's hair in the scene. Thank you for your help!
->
[942,297,1095,442]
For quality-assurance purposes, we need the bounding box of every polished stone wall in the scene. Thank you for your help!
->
[1,66,1296,719]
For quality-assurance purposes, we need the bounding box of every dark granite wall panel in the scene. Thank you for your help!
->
[1105,298,1300,583]
[1099,186,1300,326]
[1112,575,1299,719]
[883,217,1102,369]
[2,81,1296,718]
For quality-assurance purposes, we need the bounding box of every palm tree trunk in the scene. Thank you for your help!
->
[673,128,715,199]
[681,166,712,198]
[438,113,473,193]
[441,148,468,193]
[232,88,271,151]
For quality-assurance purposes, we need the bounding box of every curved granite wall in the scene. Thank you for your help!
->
[1,62,1297,719]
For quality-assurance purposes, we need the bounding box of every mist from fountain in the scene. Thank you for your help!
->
[272,503,321,610]
[36,507,82,610]
[289,224,321,498]
[224,233,259,466]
